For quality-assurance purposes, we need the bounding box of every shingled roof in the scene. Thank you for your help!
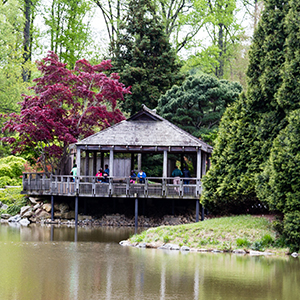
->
[76,105,213,153]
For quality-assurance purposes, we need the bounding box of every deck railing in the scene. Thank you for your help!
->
[22,173,202,199]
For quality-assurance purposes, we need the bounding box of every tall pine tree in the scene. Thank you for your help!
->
[110,0,183,115]
[201,0,289,214]
[257,0,300,251]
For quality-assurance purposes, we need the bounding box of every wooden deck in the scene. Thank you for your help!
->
[22,173,202,199]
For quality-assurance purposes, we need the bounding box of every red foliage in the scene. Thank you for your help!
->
[2,52,130,173]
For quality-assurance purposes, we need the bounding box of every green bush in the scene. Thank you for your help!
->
[0,156,26,178]
[0,164,13,178]
[0,176,22,188]
[0,187,27,216]
[283,211,300,252]
[236,237,251,248]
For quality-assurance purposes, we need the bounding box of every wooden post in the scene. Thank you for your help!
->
[76,148,81,177]
[109,148,114,176]
[196,199,199,222]
[163,150,167,178]
[202,152,207,177]
[201,205,205,221]
[135,198,138,234]
[93,151,97,177]
[197,149,202,179]
[75,196,79,226]
[101,152,104,169]
[51,195,54,221]
[85,150,89,181]
[137,153,142,171]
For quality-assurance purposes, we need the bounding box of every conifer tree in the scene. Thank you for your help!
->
[201,0,288,214]
[257,0,300,251]
[110,0,183,115]
[157,74,242,144]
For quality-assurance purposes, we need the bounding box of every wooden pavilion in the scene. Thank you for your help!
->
[22,105,213,225]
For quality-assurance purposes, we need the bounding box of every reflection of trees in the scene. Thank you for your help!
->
[1,225,300,299]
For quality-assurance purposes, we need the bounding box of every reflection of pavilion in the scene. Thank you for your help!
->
[22,105,213,224]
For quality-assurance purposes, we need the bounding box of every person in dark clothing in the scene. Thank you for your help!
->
[171,166,183,192]
[183,166,191,194]
[183,167,191,184]
[103,164,109,182]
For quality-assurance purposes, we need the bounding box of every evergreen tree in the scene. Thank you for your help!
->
[157,74,242,145]
[257,0,300,251]
[201,0,288,214]
[110,0,183,115]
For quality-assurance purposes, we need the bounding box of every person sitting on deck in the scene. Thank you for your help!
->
[172,165,183,192]
[96,168,103,182]
[137,170,146,183]
[130,170,136,183]
[103,164,109,182]
[70,164,77,182]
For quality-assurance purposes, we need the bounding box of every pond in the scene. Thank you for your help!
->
[0,223,299,300]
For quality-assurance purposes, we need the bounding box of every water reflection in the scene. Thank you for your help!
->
[0,223,299,300]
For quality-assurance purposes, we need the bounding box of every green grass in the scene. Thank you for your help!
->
[129,215,287,253]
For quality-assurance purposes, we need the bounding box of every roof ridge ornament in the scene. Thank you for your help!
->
[142,104,156,114]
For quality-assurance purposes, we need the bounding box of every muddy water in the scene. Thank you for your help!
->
[0,223,299,300]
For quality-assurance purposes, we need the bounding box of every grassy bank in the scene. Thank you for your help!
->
[129,215,288,254]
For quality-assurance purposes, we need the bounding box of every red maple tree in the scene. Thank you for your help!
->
[1,52,130,173]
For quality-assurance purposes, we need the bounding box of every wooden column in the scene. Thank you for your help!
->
[137,153,142,171]
[197,149,202,179]
[51,195,54,221]
[85,151,89,179]
[93,151,97,176]
[201,152,207,177]
[109,148,114,176]
[163,150,168,178]
[76,148,81,177]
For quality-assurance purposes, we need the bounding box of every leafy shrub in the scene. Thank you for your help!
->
[236,237,251,248]
[283,211,300,252]
[0,176,12,188]
[0,176,22,188]
[0,164,13,178]
[0,187,27,216]
[251,241,265,252]
[163,235,170,243]
[0,156,26,177]
[261,234,274,246]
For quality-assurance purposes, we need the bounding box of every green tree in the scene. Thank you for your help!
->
[256,0,300,251]
[182,0,245,79]
[111,0,183,115]
[0,0,28,114]
[201,0,288,214]
[44,0,94,68]
[157,74,242,144]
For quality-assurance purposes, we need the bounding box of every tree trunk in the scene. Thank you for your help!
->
[22,0,32,82]
[216,23,224,79]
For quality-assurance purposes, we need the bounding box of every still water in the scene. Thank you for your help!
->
[0,223,299,300]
